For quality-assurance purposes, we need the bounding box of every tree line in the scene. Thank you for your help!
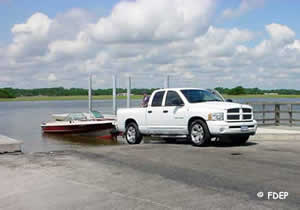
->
[215,86,300,95]
[0,87,157,98]
[0,86,300,98]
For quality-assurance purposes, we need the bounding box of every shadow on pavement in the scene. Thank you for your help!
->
[211,141,258,147]
[145,138,258,147]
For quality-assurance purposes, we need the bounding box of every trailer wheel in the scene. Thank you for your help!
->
[125,122,143,144]
[188,120,211,146]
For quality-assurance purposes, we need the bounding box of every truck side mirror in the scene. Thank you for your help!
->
[226,99,233,102]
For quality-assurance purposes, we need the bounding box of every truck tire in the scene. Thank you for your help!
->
[230,134,250,145]
[125,122,143,144]
[188,120,211,146]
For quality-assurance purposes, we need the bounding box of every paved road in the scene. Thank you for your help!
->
[0,138,300,209]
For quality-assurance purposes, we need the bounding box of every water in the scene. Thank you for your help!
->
[0,98,299,153]
[0,99,140,153]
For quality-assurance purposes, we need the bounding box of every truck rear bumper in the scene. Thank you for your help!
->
[207,120,257,136]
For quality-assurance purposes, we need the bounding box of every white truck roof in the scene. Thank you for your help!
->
[153,88,206,92]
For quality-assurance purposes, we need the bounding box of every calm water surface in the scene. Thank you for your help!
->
[0,100,140,153]
[0,98,299,153]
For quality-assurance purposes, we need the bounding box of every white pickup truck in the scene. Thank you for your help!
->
[117,88,257,146]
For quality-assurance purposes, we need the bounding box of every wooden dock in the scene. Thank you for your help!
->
[247,102,300,126]
[0,135,23,154]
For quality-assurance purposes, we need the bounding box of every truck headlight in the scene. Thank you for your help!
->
[208,113,224,121]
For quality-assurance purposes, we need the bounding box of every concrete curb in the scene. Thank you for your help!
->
[251,134,300,141]
[0,135,23,154]
[252,127,300,140]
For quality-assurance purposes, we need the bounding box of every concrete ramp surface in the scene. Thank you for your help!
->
[0,135,23,154]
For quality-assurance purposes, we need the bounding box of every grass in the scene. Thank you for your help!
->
[1,94,300,102]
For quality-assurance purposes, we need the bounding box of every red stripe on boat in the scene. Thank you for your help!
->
[96,135,113,140]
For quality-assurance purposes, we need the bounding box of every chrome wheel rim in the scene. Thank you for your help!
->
[191,123,204,144]
[126,126,136,143]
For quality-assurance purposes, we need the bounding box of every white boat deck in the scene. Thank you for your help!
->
[41,119,115,127]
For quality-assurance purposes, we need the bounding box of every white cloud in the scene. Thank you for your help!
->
[6,8,98,61]
[49,8,97,41]
[266,23,295,43]
[193,26,253,57]
[252,24,295,57]
[222,0,265,19]
[183,72,195,79]
[1,1,300,89]
[0,75,12,83]
[87,0,215,42]
[8,13,52,58]
[48,73,57,81]
[47,31,92,60]
[12,13,51,36]
[287,40,300,51]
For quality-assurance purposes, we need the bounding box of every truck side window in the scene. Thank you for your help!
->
[151,91,165,107]
[165,91,184,106]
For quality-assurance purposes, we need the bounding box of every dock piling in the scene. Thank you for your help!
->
[88,73,93,113]
[127,76,131,108]
[275,104,280,126]
[250,102,300,126]
[113,75,117,115]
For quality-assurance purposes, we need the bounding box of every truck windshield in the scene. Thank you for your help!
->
[181,89,223,103]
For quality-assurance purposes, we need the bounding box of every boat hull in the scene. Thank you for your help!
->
[41,123,114,133]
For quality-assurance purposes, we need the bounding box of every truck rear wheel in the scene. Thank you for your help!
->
[125,122,143,144]
[188,120,211,147]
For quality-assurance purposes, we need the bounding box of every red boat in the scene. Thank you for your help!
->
[41,75,119,138]
[41,111,116,137]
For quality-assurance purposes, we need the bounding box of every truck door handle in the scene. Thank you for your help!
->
[163,110,168,113]
[148,110,152,114]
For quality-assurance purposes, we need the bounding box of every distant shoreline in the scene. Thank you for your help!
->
[223,94,300,99]
[0,95,143,102]
[1,94,300,102]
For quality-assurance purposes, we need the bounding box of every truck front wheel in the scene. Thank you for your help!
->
[188,120,211,147]
[125,122,143,144]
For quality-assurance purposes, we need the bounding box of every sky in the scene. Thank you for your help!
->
[1,0,300,89]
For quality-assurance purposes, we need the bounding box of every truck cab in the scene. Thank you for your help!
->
[117,88,257,146]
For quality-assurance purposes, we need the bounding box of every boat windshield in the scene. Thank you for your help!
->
[91,111,104,118]
[181,89,223,103]
[65,113,87,121]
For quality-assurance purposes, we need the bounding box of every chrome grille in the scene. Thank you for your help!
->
[227,115,240,120]
[228,108,240,113]
[227,108,253,121]
[243,114,252,120]
[242,108,252,113]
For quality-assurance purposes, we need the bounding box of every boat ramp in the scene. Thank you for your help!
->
[0,135,23,154]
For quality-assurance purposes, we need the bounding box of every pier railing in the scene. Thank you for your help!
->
[246,102,300,126]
